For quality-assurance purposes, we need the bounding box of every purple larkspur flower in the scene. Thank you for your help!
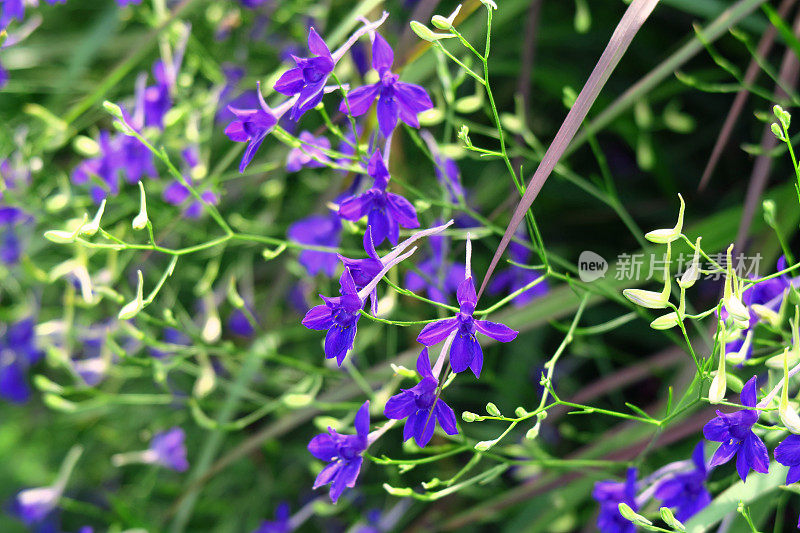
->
[416,245,518,378]
[0,62,7,88]
[774,434,800,485]
[10,486,60,525]
[227,308,255,337]
[302,268,363,365]
[403,230,461,305]
[488,239,548,307]
[287,212,342,277]
[144,60,172,129]
[339,33,433,137]
[384,348,457,447]
[0,0,25,29]
[225,83,282,172]
[253,502,291,533]
[1,318,44,403]
[273,13,388,121]
[239,0,271,7]
[654,442,711,521]
[0,205,26,264]
[117,0,142,6]
[592,467,638,533]
[703,376,769,481]
[273,28,335,120]
[286,131,331,171]
[149,427,189,472]
[350,40,370,78]
[308,401,370,502]
[338,151,419,246]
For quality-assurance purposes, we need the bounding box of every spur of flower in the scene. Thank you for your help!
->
[384,348,458,447]
[307,401,370,503]
[338,150,419,246]
[274,12,389,121]
[338,32,433,137]
[702,376,769,481]
[303,221,453,365]
[416,237,518,378]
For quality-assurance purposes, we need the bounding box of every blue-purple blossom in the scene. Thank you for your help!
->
[338,151,419,246]
[225,83,283,172]
[117,0,143,6]
[0,0,25,29]
[10,485,60,526]
[143,60,172,129]
[654,442,711,521]
[286,131,331,172]
[774,434,800,485]
[274,28,335,120]
[227,308,255,337]
[338,34,433,137]
[308,401,370,502]
[384,348,458,447]
[273,13,388,121]
[403,231,461,305]
[703,376,769,481]
[149,427,189,472]
[592,467,638,533]
[287,212,342,277]
[1,318,44,403]
[253,502,291,533]
[302,268,362,365]
[488,239,548,307]
[417,263,518,378]
[0,205,26,264]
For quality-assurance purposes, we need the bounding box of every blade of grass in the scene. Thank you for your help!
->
[477,0,661,299]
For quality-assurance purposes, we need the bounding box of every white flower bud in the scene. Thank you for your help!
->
[132,181,148,230]
[645,193,684,244]
[118,270,145,320]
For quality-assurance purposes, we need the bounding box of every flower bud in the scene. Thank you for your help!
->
[514,406,528,417]
[409,21,453,42]
[461,411,478,422]
[618,503,651,526]
[390,364,417,379]
[485,402,501,417]
[708,341,727,404]
[132,181,148,230]
[102,100,124,119]
[660,507,685,531]
[118,270,145,320]
[650,311,679,330]
[679,237,701,289]
[774,104,791,130]
[80,199,106,237]
[645,193,684,244]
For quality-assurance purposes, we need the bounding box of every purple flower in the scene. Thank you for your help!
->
[239,0,271,7]
[117,0,142,6]
[774,434,800,485]
[273,13,388,121]
[0,62,7,89]
[339,33,433,137]
[302,268,363,365]
[227,309,255,337]
[10,486,60,525]
[592,467,638,533]
[149,427,189,472]
[287,213,342,277]
[417,271,518,378]
[253,502,291,533]
[0,0,25,29]
[338,151,419,246]
[654,442,711,521]
[1,318,43,403]
[488,240,548,307]
[0,206,26,264]
[308,401,370,502]
[403,231,461,305]
[384,349,458,447]
[703,376,769,481]
[273,28,335,120]
[286,131,331,172]
[225,84,281,172]
[144,60,172,129]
